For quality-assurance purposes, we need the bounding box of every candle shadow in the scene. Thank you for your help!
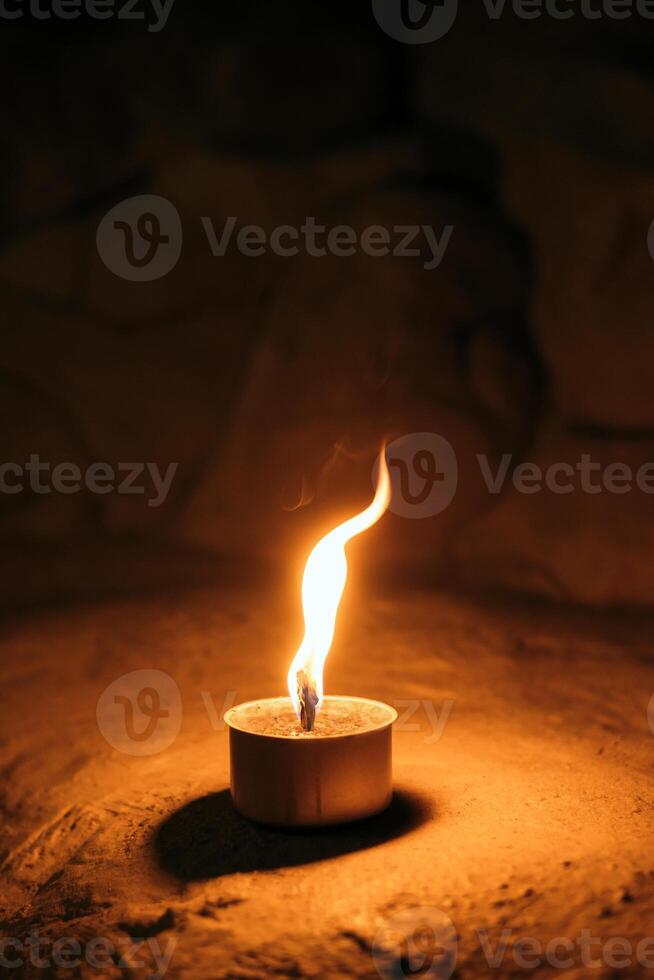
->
[153,788,432,882]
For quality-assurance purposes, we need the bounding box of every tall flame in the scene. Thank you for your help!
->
[287,449,391,729]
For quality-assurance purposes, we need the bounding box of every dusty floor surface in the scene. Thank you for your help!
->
[2,582,654,979]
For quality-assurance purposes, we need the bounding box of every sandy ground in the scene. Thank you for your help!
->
[2,581,654,979]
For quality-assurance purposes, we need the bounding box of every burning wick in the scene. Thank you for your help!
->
[224,449,397,827]
[287,448,391,731]
[297,669,319,732]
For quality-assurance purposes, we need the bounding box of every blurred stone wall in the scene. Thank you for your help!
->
[0,2,652,606]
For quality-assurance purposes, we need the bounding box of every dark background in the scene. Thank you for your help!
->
[1,0,653,608]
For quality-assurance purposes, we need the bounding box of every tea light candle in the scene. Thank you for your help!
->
[226,449,394,828]
[225,695,396,827]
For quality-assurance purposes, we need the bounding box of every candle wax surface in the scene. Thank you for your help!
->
[227,696,394,738]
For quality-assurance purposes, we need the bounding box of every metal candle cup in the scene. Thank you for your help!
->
[225,695,397,827]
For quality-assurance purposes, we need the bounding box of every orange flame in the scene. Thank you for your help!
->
[287,449,391,726]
